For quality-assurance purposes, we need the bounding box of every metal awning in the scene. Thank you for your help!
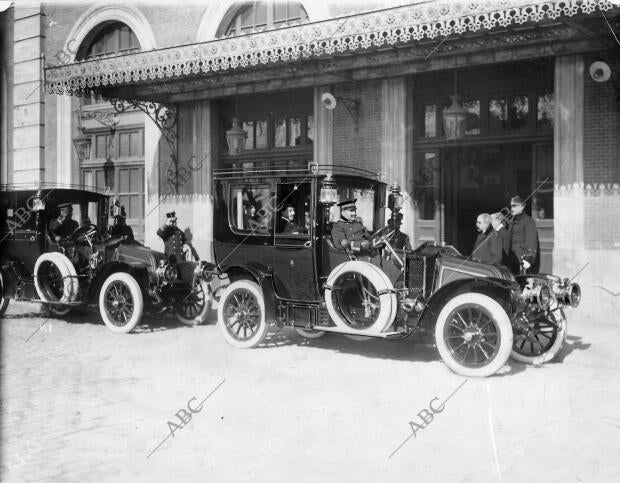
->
[45,0,614,100]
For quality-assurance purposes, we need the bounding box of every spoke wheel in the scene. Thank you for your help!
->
[175,281,212,326]
[510,308,567,364]
[217,280,269,348]
[98,272,143,333]
[435,293,512,377]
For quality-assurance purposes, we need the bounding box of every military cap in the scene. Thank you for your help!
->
[166,211,177,219]
[510,195,525,205]
[337,199,357,210]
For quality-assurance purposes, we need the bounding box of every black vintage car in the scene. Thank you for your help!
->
[0,184,213,332]
[207,165,581,377]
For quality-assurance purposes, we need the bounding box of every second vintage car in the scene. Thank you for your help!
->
[0,184,213,332]
[207,164,581,377]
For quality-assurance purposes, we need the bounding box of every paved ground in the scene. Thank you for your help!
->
[1,300,619,482]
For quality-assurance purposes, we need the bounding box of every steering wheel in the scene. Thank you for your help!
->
[368,226,396,249]
[71,224,98,243]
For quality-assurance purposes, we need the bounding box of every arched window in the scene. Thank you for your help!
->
[218,1,309,37]
[77,21,140,61]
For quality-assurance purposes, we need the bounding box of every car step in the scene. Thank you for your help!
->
[310,326,409,339]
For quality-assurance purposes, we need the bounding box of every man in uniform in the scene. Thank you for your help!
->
[108,201,134,243]
[330,199,371,253]
[157,211,189,262]
[508,195,539,274]
[49,202,79,242]
[491,212,510,266]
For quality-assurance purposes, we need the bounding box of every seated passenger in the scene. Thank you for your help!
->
[278,204,302,234]
[48,203,79,242]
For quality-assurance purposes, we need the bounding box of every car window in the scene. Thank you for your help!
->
[276,182,311,236]
[230,185,273,235]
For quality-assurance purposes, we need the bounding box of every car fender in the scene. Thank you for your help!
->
[86,261,149,304]
[221,262,276,322]
[418,277,518,330]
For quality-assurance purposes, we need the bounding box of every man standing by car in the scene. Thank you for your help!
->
[472,213,502,264]
[157,211,189,262]
[508,195,539,274]
[331,199,371,253]
[49,202,79,242]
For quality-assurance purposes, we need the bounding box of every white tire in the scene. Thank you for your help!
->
[217,280,269,348]
[510,307,567,364]
[175,280,212,326]
[33,252,78,304]
[435,293,513,377]
[0,272,9,315]
[99,272,144,333]
[325,261,396,336]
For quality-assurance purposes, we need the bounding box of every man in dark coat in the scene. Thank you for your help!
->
[491,212,510,265]
[157,211,188,262]
[472,213,502,264]
[330,199,371,253]
[278,204,302,234]
[48,202,79,242]
[508,195,539,274]
[108,202,134,243]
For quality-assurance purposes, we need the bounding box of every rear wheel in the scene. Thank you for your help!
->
[0,272,9,315]
[175,281,211,326]
[510,308,567,364]
[33,253,78,304]
[435,293,513,377]
[99,272,144,333]
[217,280,269,348]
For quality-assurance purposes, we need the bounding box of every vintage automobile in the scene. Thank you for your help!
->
[0,184,212,332]
[207,165,581,377]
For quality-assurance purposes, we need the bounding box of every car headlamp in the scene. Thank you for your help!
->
[568,283,581,308]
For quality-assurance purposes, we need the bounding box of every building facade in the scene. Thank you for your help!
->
[2,0,619,311]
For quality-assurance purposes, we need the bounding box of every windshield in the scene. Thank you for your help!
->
[329,178,378,231]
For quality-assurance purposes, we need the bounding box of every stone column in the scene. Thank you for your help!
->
[314,86,333,167]
[13,5,44,184]
[380,77,412,236]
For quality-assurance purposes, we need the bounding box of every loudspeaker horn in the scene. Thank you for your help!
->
[321,92,337,110]
[589,61,611,83]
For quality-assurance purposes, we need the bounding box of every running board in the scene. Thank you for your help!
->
[311,326,410,339]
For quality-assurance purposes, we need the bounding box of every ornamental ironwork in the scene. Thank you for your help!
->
[45,0,614,97]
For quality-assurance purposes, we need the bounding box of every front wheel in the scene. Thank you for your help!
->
[435,293,513,377]
[175,281,212,326]
[99,272,144,333]
[510,308,567,364]
[217,280,269,348]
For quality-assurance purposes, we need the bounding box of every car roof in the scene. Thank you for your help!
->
[0,183,109,199]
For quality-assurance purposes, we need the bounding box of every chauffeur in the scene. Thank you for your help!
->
[157,211,188,262]
[331,199,371,253]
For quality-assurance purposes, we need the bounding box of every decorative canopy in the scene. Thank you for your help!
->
[45,0,614,98]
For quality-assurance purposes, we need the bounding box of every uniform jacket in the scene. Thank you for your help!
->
[109,223,135,243]
[157,224,186,261]
[509,213,539,270]
[331,218,369,250]
[49,217,79,239]
[472,228,503,265]
[496,225,511,264]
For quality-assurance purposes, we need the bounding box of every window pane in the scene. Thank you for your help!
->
[119,132,130,157]
[255,2,268,27]
[289,118,301,146]
[488,98,507,132]
[129,168,141,192]
[424,105,436,138]
[463,99,480,135]
[533,144,554,219]
[119,168,130,192]
[307,115,314,144]
[256,121,268,148]
[414,152,439,220]
[276,182,310,235]
[274,2,287,22]
[274,118,286,147]
[129,132,142,156]
[537,93,554,129]
[95,169,105,189]
[83,170,93,187]
[96,135,107,158]
[509,95,529,130]
[243,121,255,149]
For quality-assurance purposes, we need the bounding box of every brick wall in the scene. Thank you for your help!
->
[583,53,620,185]
[332,80,382,173]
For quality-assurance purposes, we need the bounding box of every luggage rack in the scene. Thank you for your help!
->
[0,182,109,195]
[213,162,382,181]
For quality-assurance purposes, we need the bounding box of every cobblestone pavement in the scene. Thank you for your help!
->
[1,300,620,482]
